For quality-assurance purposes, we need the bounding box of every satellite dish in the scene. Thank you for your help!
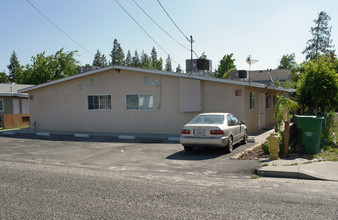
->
[246,55,258,70]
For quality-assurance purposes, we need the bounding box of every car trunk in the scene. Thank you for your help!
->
[183,125,222,137]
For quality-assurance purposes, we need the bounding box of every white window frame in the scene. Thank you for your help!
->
[87,95,112,110]
[126,94,153,110]
[0,99,3,111]
[249,92,255,110]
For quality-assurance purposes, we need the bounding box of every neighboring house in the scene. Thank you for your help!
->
[20,66,293,135]
[0,83,33,127]
[230,69,291,85]
[78,65,100,74]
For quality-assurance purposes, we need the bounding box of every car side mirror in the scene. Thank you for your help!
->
[240,121,245,125]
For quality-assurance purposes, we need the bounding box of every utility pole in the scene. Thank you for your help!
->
[190,35,194,74]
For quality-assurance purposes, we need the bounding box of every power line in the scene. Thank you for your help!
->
[156,0,190,42]
[156,0,204,71]
[25,0,94,56]
[114,0,179,65]
[132,0,190,51]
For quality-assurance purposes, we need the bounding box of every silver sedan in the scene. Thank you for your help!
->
[180,113,248,152]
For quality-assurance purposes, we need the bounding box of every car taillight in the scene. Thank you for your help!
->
[181,129,190,135]
[210,130,224,135]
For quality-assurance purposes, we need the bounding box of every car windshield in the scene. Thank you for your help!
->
[189,115,225,124]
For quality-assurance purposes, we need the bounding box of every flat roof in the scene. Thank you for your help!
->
[19,65,295,93]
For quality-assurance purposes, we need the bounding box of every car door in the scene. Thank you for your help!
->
[229,114,241,143]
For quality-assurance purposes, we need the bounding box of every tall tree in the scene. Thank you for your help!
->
[110,39,125,65]
[132,50,141,67]
[125,50,132,67]
[155,57,163,71]
[0,71,9,83]
[278,53,297,69]
[7,51,20,82]
[93,49,107,67]
[165,55,172,72]
[51,48,79,79]
[140,51,152,69]
[15,49,79,85]
[216,54,236,78]
[93,49,102,67]
[151,47,158,69]
[303,11,334,60]
[93,50,107,67]
[297,55,338,114]
[100,54,107,67]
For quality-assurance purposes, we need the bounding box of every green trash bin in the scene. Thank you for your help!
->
[294,115,325,154]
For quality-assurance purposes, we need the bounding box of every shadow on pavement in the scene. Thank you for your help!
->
[166,145,241,161]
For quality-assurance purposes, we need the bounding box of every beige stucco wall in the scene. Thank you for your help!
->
[29,69,193,134]
[244,86,287,133]
[202,81,245,121]
[28,69,287,135]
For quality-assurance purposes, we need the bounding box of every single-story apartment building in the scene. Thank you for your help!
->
[0,83,32,127]
[20,65,293,135]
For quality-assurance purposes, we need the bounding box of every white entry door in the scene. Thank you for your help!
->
[258,93,265,129]
[22,99,29,114]
[12,99,20,114]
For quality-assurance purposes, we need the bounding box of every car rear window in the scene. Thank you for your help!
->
[189,115,224,124]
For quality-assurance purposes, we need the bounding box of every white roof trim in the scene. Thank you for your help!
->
[19,65,294,93]
[0,93,28,98]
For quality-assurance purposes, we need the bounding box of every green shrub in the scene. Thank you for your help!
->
[324,112,335,145]
[262,142,269,154]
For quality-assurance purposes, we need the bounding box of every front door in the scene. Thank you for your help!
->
[12,99,20,114]
[259,93,265,129]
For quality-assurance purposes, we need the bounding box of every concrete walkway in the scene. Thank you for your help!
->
[245,129,338,181]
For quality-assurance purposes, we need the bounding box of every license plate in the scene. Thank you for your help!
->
[194,129,205,136]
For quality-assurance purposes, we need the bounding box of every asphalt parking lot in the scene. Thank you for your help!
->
[0,133,260,179]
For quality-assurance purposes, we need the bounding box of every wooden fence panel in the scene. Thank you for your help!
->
[3,114,30,129]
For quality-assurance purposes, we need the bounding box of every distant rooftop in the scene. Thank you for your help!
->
[229,69,291,85]
[0,83,34,97]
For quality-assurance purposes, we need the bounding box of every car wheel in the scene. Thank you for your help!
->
[226,136,233,153]
[183,145,193,152]
[241,130,248,144]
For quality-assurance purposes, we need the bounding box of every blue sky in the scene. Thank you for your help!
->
[1,0,337,74]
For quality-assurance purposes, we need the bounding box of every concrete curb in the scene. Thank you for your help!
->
[255,169,327,181]
[0,129,181,143]
[118,135,136,140]
[168,137,180,142]
[255,160,338,181]
[36,132,50,136]
[2,131,15,135]
[74,133,90,138]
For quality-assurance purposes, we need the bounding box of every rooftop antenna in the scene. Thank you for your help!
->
[189,35,194,75]
[267,68,274,85]
[246,55,259,85]
[246,55,259,70]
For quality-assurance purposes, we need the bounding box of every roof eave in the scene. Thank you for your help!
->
[19,65,294,93]
[0,93,28,98]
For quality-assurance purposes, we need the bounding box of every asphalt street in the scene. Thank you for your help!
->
[0,134,337,219]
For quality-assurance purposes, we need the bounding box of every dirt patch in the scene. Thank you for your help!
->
[238,146,269,160]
